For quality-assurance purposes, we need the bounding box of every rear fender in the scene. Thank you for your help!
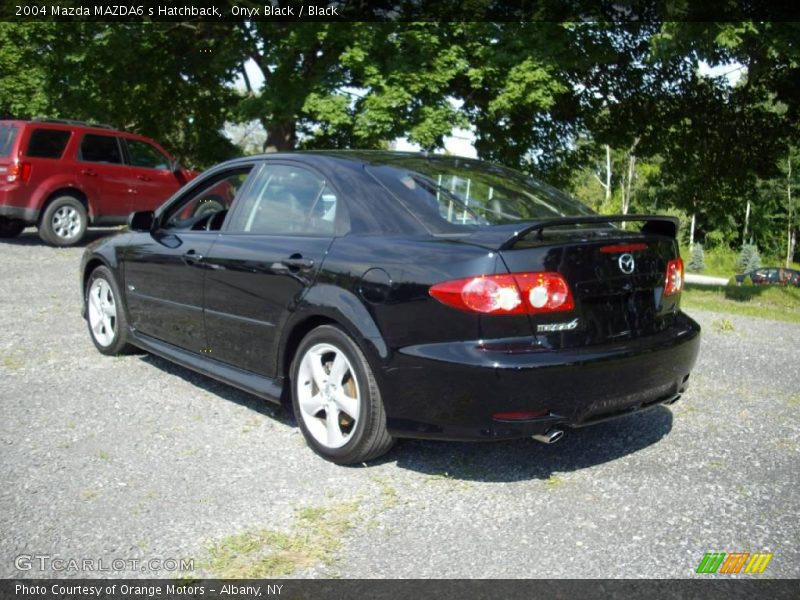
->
[276,283,389,379]
[32,175,88,211]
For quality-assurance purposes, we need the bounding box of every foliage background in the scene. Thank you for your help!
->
[0,16,797,264]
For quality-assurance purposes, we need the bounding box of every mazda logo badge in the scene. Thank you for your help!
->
[618,253,635,274]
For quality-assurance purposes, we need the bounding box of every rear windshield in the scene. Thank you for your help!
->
[26,128,72,159]
[365,155,595,234]
[0,125,18,157]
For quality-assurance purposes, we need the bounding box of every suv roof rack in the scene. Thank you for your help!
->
[30,117,118,131]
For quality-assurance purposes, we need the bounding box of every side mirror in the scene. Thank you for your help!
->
[128,210,155,232]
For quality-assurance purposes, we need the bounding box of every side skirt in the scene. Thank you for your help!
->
[129,329,284,404]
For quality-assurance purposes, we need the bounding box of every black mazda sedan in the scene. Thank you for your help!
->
[81,151,700,464]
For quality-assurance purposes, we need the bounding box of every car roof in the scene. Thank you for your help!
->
[0,119,166,145]
[219,149,483,171]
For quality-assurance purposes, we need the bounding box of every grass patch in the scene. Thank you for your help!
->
[682,283,800,323]
[204,501,359,578]
[97,450,109,460]
[425,472,454,482]
[371,476,398,509]
[711,318,735,333]
[544,474,566,489]
[1,353,24,369]
[240,417,261,433]
[783,394,800,407]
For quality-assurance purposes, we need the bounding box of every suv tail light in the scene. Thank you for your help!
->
[665,258,683,296]
[429,272,575,315]
[6,161,32,183]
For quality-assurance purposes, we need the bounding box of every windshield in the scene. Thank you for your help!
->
[0,124,18,157]
[365,154,595,234]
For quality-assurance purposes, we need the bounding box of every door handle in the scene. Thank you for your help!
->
[182,249,204,266]
[80,169,97,177]
[137,175,151,182]
[281,255,314,271]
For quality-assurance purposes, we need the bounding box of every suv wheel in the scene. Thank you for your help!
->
[0,217,25,238]
[40,196,87,246]
[291,325,395,464]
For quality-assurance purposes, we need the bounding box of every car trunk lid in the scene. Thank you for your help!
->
[480,217,682,348]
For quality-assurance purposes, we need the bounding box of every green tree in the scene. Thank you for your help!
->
[0,24,49,118]
[737,244,762,273]
[15,22,242,167]
[687,243,706,273]
[234,22,467,152]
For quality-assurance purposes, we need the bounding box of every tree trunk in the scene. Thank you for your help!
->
[787,154,793,268]
[689,213,695,249]
[619,138,639,229]
[593,144,613,205]
[263,121,297,153]
[743,200,751,243]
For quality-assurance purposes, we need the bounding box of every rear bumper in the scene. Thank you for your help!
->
[0,204,38,223]
[380,312,701,440]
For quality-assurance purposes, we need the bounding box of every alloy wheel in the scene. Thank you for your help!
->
[51,206,82,240]
[87,278,117,347]
[296,342,361,449]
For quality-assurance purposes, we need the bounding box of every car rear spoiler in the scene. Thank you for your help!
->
[464,215,680,250]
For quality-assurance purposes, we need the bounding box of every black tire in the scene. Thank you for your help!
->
[40,196,87,246]
[0,217,25,238]
[290,325,394,464]
[85,265,134,355]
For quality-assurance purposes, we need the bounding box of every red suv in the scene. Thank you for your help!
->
[0,119,195,245]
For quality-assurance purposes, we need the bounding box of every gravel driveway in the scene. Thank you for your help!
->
[1,230,798,579]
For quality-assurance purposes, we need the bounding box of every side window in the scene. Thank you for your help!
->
[26,129,71,159]
[163,168,252,231]
[79,134,122,164]
[127,139,170,170]
[0,125,18,157]
[229,164,337,236]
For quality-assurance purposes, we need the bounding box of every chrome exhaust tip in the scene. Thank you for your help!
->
[531,429,564,444]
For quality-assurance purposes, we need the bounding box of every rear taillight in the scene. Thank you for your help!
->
[665,258,683,296]
[7,161,31,183]
[429,272,575,315]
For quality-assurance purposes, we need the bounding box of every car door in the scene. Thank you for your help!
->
[121,166,256,351]
[202,162,341,376]
[76,133,135,220]
[122,137,187,212]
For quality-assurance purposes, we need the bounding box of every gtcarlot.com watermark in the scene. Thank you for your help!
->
[14,554,194,573]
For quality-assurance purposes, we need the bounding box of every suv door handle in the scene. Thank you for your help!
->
[137,175,151,182]
[181,249,204,266]
[80,169,97,177]
[281,255,314,271]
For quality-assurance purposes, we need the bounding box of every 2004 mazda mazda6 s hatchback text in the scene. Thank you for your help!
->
[80,151,700,464]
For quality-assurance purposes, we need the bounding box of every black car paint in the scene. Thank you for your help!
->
[81,152,701,441]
